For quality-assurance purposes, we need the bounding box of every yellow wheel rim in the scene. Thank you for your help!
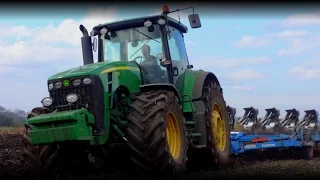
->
[166,112,181,159]
[211,104,227,151]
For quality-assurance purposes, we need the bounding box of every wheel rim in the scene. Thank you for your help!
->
[211,104,227,151]
[166,112,181,160]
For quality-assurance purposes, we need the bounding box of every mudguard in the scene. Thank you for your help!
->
[139,83,180,99]
[182,70,222,113]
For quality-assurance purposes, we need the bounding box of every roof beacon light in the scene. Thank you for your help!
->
[162,5,169,14]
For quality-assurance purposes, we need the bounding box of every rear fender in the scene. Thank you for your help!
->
[139,83,180,101]
[182,70,222,113]
[182,70,223,145]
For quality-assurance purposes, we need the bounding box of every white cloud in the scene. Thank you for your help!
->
[0,41,82,65]
[0,7,119,111]
[234,36,271,48]
[287,58,320,79]
[264,30,312,38]
[282,13,320,27]
[33,7,118,47]
[226,69,264,80]
[192,56,270,69]
[185,40,198,48]
[288,67,320,79]
[232,85,253,91]
[277,35,320,56]
[0,7,118,66]
[0,25,34,40]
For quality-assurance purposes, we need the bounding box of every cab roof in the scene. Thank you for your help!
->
[91,15,188,36]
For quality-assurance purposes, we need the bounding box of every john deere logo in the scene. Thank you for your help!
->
[63,80,69,86]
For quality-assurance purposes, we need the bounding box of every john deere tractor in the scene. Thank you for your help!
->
[22,5,230,177]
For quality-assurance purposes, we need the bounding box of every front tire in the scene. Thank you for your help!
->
[126,90,188,176]
[203,81,231,167]
[22,107,61,179]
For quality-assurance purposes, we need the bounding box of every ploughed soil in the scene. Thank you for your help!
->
[1,133,320,179]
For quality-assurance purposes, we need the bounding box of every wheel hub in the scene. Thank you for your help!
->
[211,104,226,151]
[166,112,181,159]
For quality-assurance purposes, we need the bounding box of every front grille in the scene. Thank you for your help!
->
[48,76,105,135]
[50,86,93,112]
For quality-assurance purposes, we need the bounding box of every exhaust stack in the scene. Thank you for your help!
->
[79,24,94,65]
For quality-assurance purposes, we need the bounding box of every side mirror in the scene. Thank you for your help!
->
[92,37,97,52]
[188,14,201,29]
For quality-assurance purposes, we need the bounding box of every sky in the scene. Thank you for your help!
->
[0,3,320,118]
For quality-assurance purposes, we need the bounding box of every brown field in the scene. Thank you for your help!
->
[1,127,320,179]
[0,127,24,135]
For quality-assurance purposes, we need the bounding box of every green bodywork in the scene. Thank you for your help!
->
[27,12,212,147]
[28,109,94,144]
[29,61,142,145]
[27,58,209,146]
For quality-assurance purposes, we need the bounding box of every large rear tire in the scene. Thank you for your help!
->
[202,80,230,167]
[126,90,188,176]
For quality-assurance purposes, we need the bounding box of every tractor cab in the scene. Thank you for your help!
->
[81,5,202,85]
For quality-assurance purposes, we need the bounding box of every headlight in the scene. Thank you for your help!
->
[83,78,92,85]
[54,81,62,89]
[72,79,81,86]
[48,83,53,90]
[41,97,53,107]
[144,20,152,27]
[157,18,166,25]
[66,93,78,103]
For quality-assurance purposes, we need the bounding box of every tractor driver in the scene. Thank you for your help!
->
[141,45,157,66]
[140,45,165,83]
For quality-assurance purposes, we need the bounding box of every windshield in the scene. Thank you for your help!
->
[101,24,164,63]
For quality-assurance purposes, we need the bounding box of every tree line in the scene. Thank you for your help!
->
[0,106,28,127]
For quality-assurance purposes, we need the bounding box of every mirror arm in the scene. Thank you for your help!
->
[168,7,195,15]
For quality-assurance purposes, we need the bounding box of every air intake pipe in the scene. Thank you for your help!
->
[79,24,94,65]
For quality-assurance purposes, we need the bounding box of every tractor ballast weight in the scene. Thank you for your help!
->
[259,107,280,134]
[227,105,236,132]
[238,107,259,134]
[22,5,231,177]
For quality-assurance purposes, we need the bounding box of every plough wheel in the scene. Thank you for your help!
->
[203,81,230,167]
[304,146,314,160]
[302,128,315,160]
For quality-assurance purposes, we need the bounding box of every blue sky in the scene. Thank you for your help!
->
[1,4,320,118]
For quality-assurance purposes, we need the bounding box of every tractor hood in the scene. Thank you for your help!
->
[48,61,141,80]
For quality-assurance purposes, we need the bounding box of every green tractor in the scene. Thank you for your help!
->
[22,5,230,177]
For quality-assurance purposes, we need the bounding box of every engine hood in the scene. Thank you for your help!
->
[48,61,141,80]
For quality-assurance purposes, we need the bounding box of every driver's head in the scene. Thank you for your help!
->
[142,45,151,57]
